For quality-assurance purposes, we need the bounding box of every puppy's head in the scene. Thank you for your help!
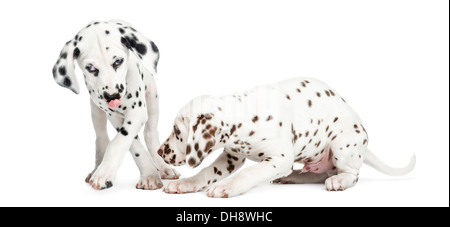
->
[158,99,225,168]
[52,20,159,106]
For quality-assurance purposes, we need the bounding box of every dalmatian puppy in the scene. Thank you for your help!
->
[158,78,416,198]
[52,20,180,190]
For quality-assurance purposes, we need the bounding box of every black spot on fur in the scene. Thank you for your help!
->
[135,43,147,55]
[58,66,66,76]
[60,52,67,59]
[63,77,72,87]
[118,28,125,34]
[73,48,80,59]
[150,41,159,53]
[121,37,132,49]
[119,127,128,136]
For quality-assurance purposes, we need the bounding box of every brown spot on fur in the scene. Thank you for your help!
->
[316,92,321,97]
[252,116,259,123]
[325,90,330,96]
[258,153,264,157]
[188,157,196,166]
[355,130,361,133]
[297,88,301,93]
[230,125,237,135]
[209,127,217,135]
[267,115,273,121]
[203,133,212,139]
[194,143,199,151]
[249,131,255,136]
[308,100,312,107]
[330,90,335,96]
[204,140,215,153]
[315,140,321,147]
[193,124,198,133]
[333,117,339,123]
[286,94,291,100]
[227,164,235,173]
[186,145,191,155]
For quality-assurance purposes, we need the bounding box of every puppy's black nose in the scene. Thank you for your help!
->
[103,92,121,102]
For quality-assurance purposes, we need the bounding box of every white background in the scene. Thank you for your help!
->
[0,0,448,207]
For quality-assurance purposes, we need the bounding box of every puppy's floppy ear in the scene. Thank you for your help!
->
[111,20,160,75]
[184,113,217,168]
[52,39,81,94]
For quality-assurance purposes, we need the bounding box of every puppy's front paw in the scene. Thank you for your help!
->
[206,184,233,198]
[88,167,116,190]
[136,174,163,190]
[163,178,200,194]
[325,174,356,191]
[159,167,181,180]
[85,172,94,183]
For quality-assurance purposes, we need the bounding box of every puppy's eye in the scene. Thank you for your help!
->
[113,58,124,70]
[85,64,98,73]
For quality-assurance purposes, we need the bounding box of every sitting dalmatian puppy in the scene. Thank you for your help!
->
[158,77,415,197]
[52,20,180,190]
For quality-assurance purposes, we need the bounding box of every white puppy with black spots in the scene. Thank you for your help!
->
[53,20,179,190]
[158,78,415,198]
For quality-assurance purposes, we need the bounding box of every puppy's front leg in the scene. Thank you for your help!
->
[107,115,163,190]
[163,150,246,194]
[144,81,180,180]
[207,152,293,198]
[85,100,110,183]
[88,110,148,190]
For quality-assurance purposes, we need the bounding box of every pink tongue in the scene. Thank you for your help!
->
[108,99,121,108]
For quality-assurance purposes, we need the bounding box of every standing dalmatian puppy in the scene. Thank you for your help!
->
[158,78,415,198]
[52,20,180,190]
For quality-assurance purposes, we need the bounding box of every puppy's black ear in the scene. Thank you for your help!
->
[52,39,81,94]
[112,19,160,75]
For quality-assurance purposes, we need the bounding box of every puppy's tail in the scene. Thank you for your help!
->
[363,149,416,176]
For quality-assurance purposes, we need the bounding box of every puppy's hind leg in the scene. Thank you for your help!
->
[324,134,366,191]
